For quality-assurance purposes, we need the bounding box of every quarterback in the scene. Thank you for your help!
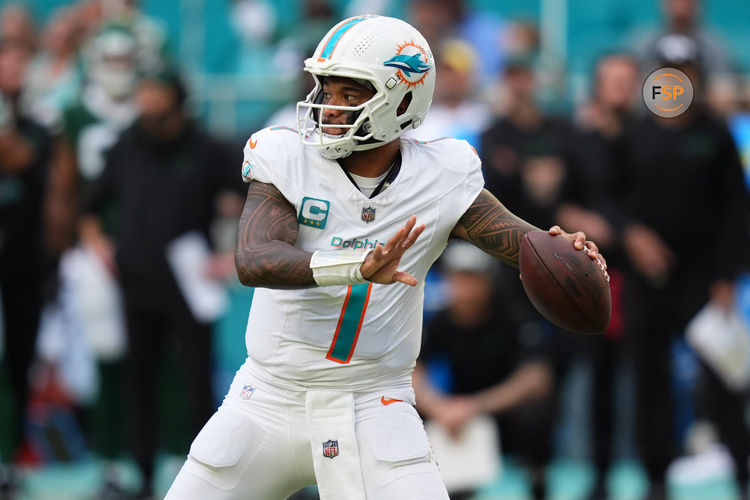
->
[166,15,603,500]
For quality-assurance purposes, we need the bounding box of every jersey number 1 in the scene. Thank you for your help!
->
[326,283,373,364]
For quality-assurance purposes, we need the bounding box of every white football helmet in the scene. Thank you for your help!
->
[297,15,436,159]
[86,26,139,100]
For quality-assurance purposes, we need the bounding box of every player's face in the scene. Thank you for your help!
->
[136,80,184,140]
[0,44,31,96]
[447,271,493,323]
[596,57,639,111]
[319,77,374,136]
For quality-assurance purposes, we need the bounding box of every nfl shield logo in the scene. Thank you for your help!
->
[240,384,255,400]
[322,439,339,459]
[361,206,376,223]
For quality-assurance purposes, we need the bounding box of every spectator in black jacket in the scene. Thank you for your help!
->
[414,242,555,500]
[571,52,641,500]
[80,71,244,500]
[480,57,588,233]
[0,39,52,499]
[615,36,750,500]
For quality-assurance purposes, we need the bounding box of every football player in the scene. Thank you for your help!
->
[42,25,140,498]
[166,15,604,500]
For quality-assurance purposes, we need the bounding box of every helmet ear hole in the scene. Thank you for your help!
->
[397,91,413,117]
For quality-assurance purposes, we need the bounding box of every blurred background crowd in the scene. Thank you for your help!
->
[0,0,749,499]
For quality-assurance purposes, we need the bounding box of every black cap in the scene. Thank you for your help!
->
[141,68,188,106]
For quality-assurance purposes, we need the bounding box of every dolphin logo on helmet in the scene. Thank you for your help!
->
[384,53,431,77]
[384,41,432,89]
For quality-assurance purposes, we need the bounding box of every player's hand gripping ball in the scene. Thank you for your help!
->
[519,231,611,334]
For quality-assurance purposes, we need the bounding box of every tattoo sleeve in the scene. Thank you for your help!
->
[235,181,316,289]
[453,189,540,268]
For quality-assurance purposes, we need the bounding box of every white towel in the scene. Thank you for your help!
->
[165,231,228,323]
[425,414,501,492]
[305,390,366,500]
[687,302,750,391]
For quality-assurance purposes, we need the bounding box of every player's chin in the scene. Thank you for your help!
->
[321,126,346,137]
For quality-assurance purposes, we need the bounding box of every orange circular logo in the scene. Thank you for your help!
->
[642,67,694,118]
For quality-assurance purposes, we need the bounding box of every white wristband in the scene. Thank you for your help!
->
[310,249,373,286]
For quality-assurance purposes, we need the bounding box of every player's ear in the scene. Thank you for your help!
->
[397,92,413,116]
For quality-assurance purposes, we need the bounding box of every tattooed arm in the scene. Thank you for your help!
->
[452,189,603,268]
[451,189,540,268]
[236,181,426,289]
[235,181,315,289]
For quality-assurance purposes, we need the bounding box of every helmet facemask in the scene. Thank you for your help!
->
[297,73,392,159]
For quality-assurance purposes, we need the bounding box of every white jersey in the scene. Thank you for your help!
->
[240,126,484,392]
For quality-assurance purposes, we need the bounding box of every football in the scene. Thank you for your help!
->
[519,231,611,334]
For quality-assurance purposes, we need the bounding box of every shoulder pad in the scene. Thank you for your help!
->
[241,125,302,184]
[411,137,481,175]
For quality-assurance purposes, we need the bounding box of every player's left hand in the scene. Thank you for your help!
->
[549,225,608,273]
